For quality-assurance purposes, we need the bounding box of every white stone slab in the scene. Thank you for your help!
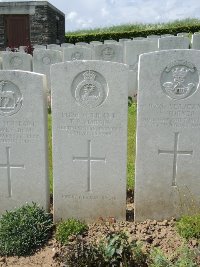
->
[90,41,103,46]
[63,46,93,61]
[47,44,62,51]
[147,35,160,39]
[135,49,200,221]
[0,70,49,215]
[177,32,189,37]
[133,37,146,40]
[104,40,118,44]
[51,60,129,222]
[33,45,47,50]
[33,49,62,92]
[124,40,158,98]
[161,34,174,37]
[2,52,32,71]
[159,36,190,50]
[93,44,123,63]
[192,33,200,49]
[75,42,89,46]
[61,43,74,48]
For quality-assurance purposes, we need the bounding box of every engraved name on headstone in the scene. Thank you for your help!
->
[51,61,128,222]
[0,71,49,215]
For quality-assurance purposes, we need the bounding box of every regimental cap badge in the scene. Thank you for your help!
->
[83,70,96,82]
[161,60,199,100]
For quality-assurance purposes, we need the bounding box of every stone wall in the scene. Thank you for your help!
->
[30,5,65,45]
[0,1,65,49]
[0,15,5,49]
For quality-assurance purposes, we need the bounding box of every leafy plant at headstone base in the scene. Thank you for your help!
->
[65,238,104,267]
[149,245,198,267]
[98,231,148,267]
[149,248,172,267]
[176,214,200,240]
[0,203,53,256]
[56,218,88,245]
[65,231,147,267]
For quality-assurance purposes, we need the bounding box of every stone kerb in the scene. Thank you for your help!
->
[51,60,129,222]
[0,70,49,215]
[135,49,200,221]
[2,52,32,71]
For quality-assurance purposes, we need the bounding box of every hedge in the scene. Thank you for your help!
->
[65,24,200,44]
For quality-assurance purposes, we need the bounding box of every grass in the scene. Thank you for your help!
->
[66,18,200,35]
[48,102,137,193]
[48,114,53,193]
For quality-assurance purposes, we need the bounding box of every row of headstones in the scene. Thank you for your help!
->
[7,32,200,51]
[1,33,200,99]
[0,49,200,223]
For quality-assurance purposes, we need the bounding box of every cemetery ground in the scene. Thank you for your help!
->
[0,103,200,267]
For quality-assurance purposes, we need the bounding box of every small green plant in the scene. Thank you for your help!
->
[65,239,103,267]
[99,231,147,266]
[176,214,200,240]
[0,203,53,256]
[65,231,147,267]
[56,218,88,245]
[149,248,172,267]
[149,246,198,267]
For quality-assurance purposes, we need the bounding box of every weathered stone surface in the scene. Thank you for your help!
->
[93,44,123,63]
[192,33,200,49]
[63,47,93,61]
[47,44,61,51]
[2,52,32,71]
[135,49,200,221]
[124,40,158,99]
[159,36,190,50]
[51,60,129,222]
[33,49,62,91]
[0,70,49,215]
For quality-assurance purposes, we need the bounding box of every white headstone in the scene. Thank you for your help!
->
[135,49,200,221]
[192,33,200,50]
[75,42,89,46]
[33,45,47,50]
[90,41,103,46]
[61,43,74,48]
[104,40,118,44]
[133,37,146,40]
[63,46,93,61]
[124,40,158,99]
[51,60,129,222]
[0,71,49,215]
[33,49,62,92]
[161,34,174,37]
[159,36,190,50]
[177,32,189,37]
[47,44,61,51]
[2,52,32,71]
[147,35,160,39]
[93,44,123,63]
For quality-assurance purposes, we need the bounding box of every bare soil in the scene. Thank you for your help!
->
[0,191,199,267]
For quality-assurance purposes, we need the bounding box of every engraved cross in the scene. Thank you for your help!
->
[158,132,193,187]
[73,140,106,192]
[0,147,25,197]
